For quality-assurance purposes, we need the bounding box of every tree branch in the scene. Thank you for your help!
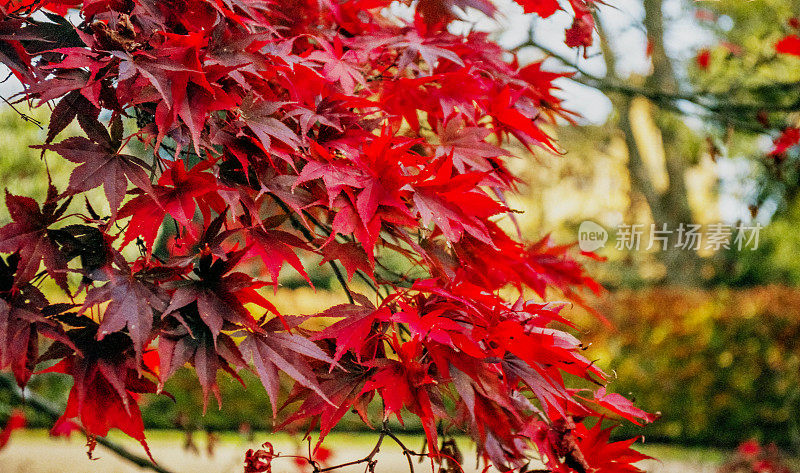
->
[514,38,800,132]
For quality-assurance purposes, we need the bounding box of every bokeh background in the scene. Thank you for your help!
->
[2,0,800,472]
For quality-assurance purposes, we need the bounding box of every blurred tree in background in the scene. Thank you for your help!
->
[508,0,800,287]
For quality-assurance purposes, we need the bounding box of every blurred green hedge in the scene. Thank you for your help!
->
[577,286,800,450]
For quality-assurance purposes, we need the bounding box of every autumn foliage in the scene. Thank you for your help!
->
[0,0,653,471]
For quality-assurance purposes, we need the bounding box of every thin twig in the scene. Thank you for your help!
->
[299,209,381,294]
[516,37,800,132]
[317,424,388,472]
[382,429,417,473]
[1,96,43,129]
[269,195,356,304]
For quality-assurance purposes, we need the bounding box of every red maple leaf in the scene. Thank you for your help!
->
[80,261,169,362]
[41,322,159,461]
[279,364,374,450]
[573,421,652,473]
[36,135,152,218]
[411,157,505,243]
[238,320,335,417]
[117,159,224,253]
[580,387,657,426]
[318,239,372,281]
[311,301,390,364]
[162,252,270,343]
[0,183,71,291]
[363,338,440,454]
[245,225,313,288]
[158,314,246,411]
[307,37,367,95]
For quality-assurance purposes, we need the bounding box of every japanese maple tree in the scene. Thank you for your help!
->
[0,0,654,471]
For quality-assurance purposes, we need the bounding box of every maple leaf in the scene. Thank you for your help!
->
[0,183,71,291]
[310,298,390,364]
[391,300,471,347]
[44,90,97,144]
[42,321,159,460]
[118,160,224,253]
[363,338,441,455]
[435,117,506,173]
[115,191,166,255]
[0,254,42,380]
[573,421,652,473]
[169,208,238,264]
[158,319,246,411]
[238,97,301,155]
[412,158,504,243]
[154,160,225,228]
[162,252,270,343]
[394,29,464,74]
[131,31,227,153]
[307,37,367,95]
[486,86,557,152]
[378,75,440,132]
[245,224,313,288]
[579,387,656,426]
[35,136,152,218]
[517,61,572,117]
[80,262,169,363]
[318,239,372,281]
[280,362,375,450]
[238,322,335,417]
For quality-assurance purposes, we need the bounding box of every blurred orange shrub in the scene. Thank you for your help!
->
[575,286,800,449]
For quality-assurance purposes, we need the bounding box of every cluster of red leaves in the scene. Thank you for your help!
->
[518,0,597,50]
[769,31,800,159]
[0,0,652,471]
[718,440,794,473]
